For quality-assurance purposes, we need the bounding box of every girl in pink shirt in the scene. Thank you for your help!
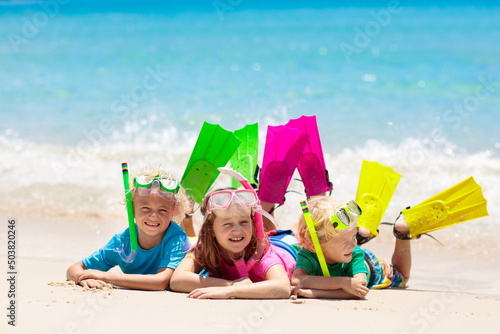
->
[170,169,295,299]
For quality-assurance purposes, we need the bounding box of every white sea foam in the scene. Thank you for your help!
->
[1,132,498,252]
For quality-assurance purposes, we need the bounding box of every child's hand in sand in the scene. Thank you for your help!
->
[79,278,109,289]
[291,276,303,288]
[292,288,326,298]
[187,286,233,299]
[75,269,110,286]
[291,276,318,298]
[291,281,321,298]
[342,276,369,298]
[290,283,301,297]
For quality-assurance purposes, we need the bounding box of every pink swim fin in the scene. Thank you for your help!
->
[258,125,308,205]
[286,115,333,197]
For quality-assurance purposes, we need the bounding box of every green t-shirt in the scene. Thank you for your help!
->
[295,245,369,278]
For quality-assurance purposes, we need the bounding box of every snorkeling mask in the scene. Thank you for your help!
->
[331,200,362,231]
[134,174,179,200]
[207,189,258,217]
[213,167,272,278]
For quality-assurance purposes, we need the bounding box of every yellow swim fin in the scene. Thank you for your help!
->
[355,160,401,240]
[402,176,488,239]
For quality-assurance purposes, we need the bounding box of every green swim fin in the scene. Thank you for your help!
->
[401,176,488,239]
[181,122,242,204]
[229,123,258,189]
[355,160,401,239]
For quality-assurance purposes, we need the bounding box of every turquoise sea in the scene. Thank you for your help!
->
[1,0,499,251]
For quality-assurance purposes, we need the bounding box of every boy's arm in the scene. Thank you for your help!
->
[292,268,368,299]
[67,260,86,281]
[187,264,291,299]
[170,256,251,292]
[73,266,175,291]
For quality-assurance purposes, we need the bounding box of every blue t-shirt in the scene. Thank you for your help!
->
[82,222,190,275]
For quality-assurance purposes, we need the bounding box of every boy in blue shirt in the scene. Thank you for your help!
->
[67,167,191,290]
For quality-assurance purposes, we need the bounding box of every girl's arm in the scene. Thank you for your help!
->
[187,264,291,299]
[67,260,176,291]
[170,256,250,292]
[292,268,368,299]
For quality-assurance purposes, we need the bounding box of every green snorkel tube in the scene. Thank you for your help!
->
[119,162,138,263]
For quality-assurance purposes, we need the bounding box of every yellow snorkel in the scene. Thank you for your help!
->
[300,200,330,277]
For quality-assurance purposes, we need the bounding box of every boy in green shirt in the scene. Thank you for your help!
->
[292,196,411,299]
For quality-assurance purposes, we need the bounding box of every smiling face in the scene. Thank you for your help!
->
[133,194,177,249]
[320,227,358,265]
[211,207,254,262]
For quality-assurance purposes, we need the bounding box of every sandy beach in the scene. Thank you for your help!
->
[2,1,500,333]
[1,213,500,334]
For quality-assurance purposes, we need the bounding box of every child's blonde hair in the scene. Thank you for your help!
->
[187,187,258,277]
[128,166,192,224]
[294,196,348,251]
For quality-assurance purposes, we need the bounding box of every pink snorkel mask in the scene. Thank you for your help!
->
[207,189,258,217]
[215,167,274,277]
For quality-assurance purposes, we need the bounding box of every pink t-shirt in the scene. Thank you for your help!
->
[215,245,296,282]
